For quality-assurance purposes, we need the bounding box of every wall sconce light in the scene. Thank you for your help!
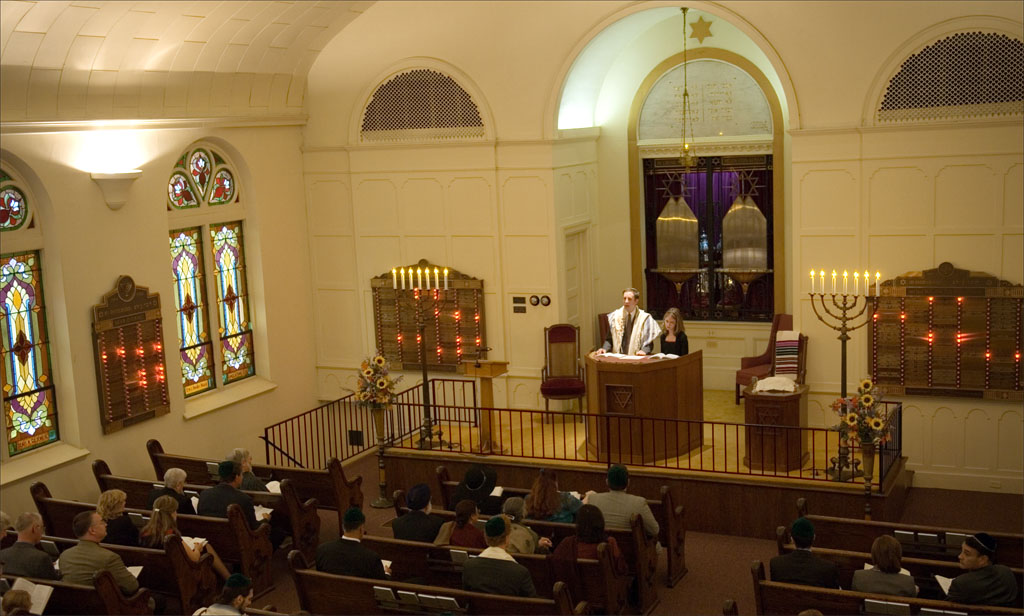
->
[91,170,142,210]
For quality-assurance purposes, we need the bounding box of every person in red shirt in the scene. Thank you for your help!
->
[434,499,486,549]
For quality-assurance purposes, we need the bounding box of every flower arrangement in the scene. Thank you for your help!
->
[353,354,402,408]
[831,378,889,446]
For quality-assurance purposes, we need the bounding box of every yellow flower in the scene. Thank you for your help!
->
[860,394,875,408]
[373,356,386,366]
[860,378,873,392]
[845,413,859,427]
[376,378,388,389]
[870,417,884,430]
[362,368,373,378]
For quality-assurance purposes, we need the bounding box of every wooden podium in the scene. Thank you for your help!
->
[585,351,703,464]
[458,361,508,454]
[743,384,808,471]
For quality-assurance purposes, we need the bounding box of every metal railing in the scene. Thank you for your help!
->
[263,378,901,488]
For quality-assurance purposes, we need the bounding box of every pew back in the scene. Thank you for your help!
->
[1,571,152,615]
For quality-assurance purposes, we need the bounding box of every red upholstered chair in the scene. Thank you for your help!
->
[735,313,793,404]
[540,323,586,421]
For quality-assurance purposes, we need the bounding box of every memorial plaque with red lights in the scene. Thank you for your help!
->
[869,262,1023,400]
[371,260,485,372]
[92,275,170,433]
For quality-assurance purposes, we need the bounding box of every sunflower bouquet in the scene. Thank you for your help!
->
[831,378,890,446]
[353,354,402,408]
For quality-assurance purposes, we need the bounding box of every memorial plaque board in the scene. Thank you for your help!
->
[869,262,1023,400]
[92,276,170,433]
[371,260,485,372]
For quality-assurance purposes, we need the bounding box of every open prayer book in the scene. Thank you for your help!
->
[181,536,207,550]
[254,505,273,520]
[935,574,953,595]
[265,480,282,494]
[127,565,143,578]
[12,577,53,615]
[490,486,503,498]
[191,496,200,511]
[862,562,911,576]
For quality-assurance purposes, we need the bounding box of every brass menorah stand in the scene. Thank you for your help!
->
[808,290,873,481]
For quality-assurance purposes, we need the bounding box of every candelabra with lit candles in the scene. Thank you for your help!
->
[808,269,881,398]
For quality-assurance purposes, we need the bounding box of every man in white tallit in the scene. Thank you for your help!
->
[595,288,661,356]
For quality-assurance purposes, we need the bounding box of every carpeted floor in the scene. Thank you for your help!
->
[258,390,1023,615]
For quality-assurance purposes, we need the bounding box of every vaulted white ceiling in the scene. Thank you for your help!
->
[0,0,373,123]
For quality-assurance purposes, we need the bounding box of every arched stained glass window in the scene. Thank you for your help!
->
[210,221,254,384]
[169,227,215,397]
[1,169,30,231]
[1,251,59,455]
[167,148,236,211]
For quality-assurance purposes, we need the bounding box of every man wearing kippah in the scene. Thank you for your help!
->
[462,515,537,597]
[947,532,1019,606]
[392,483,445,543]
[584,464,659,537]
[769,517,840,589]
[193,573,253,615]
[316,507,387,580]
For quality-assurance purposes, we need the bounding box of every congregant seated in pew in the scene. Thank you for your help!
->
[98,489,140,547]
[316,508,388,580]
[502,498,552,554]
[946,532,1020,607]
[769,517,839,589]
[140,495,231,581]
[392,483,444,543]
[462,515,537,598]
[452,464,503,516]
[147,468,197,515]
[0,512,59,580]
[433,500,486,549]
[850,535,918,597]
[584,464,659,537]
[193,573,254,616]
[525,469,582,524]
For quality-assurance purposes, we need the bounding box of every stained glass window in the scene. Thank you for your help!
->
[1,169,29,231]
[1,251,59,456]
[169,228,215,397]
[167,148,238,211]
[210,221,255,384]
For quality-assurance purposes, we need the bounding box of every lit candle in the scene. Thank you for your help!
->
[400,268,406,289]
[434,267,440,289]
[417,267,423,289]
[875,271,880,297]
[810,269,816,294]
[843,270,848,295]
[819,270,825,294]
[392,268,397,289]
[831,270,837,295]
[444,268,449,290]
[864,271,869,296]
[853,271,859,296]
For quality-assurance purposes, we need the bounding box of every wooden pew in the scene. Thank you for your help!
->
[1,571,153,615]
[393,489,656,614]
[750,560,1024,615]
[145,439,363,531]
[435,465,687,587]
[287,550,587,616]
[30,482,274,597]
[357,532,629,613]
[775,526,1024,605]
[43,534,217,615]
[91,460,321,563]
[796,497,1024,566]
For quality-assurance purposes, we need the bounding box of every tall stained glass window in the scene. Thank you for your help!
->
[1,251,59,455]
[169,228,216,397]
[210,222,254,384]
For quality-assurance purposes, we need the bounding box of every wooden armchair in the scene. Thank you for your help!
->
[735,313,792,404]
[540,323,586,421]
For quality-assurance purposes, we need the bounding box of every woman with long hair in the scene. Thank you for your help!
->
[140,495,231,580]
[524,469,581,523]
[433,499,487,549]
[96,489,138,546]
[660,307,688,356]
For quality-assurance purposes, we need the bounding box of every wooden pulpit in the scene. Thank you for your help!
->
[584,351,703,464]
[458,361,508,454]
[743,384,808,471]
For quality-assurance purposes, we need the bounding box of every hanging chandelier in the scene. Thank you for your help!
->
[679,6,696,169]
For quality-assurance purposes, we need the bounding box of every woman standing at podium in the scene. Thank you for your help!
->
[660,307,688,356]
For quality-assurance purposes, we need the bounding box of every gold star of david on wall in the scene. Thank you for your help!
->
[689,16,712,43]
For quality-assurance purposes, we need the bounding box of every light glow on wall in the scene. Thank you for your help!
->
[70,129,148,173]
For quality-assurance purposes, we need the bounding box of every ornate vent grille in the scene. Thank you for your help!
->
[361,69,485,142]
[877,32,1024,123]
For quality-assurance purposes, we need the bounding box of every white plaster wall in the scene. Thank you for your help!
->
[0,125,318,515]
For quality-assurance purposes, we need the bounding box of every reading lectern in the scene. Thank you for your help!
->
[458,360,508,454]
[585,351,704,464]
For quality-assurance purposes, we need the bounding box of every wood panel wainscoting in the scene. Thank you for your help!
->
[382,450,912,540]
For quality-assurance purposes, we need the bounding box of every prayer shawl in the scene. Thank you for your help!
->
[607,307,660,355]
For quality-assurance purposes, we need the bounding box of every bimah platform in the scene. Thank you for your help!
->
[585,351,703,464]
